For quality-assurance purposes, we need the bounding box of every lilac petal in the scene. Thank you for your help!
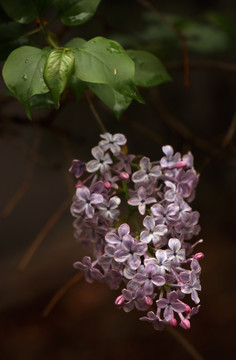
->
[132,170,146,182]
[143,215,155,231]
[162,145,173,157]
[155,250,167,263]
[156,298,168,308]
[151,204,164,217]
[128,254,141,270]
[154,224,168,235]
[104,243,116,256]
[135,242,148,255]
[164,306,174,321]
[138,203,146,215]
[114,248,130,262]
[152,275,165,287]
[140,157,151,171]
[133,273,147,284]
[128,197,140,206]
[113,133,127,145]
[123,266,136,280]
[103,152,113,164]
[171,302,186,313]
[167,291,178,303]
[191,289,200,304]
[85,204,94,218]
[118,223,130,238]
[90,193,104,204]
[145,197,157,205]
[76,186,90,201]
[71,201,86,214]
[109,196,121,208]
[122,289,133,301]
[86,159,100,172]
[144,281,154,295]
[168,238,181,252]
[140,230,152,244]
[150,165,161,177]
[91,146,103,160]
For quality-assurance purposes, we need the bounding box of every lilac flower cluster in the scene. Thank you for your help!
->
[70,133,204,330]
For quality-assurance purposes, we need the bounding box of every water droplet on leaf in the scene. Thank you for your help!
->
[25,59,29,63]
[22,74,27,81]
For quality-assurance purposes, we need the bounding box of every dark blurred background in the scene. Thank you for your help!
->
[0,0,236,359]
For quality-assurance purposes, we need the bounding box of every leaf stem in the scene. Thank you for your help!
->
[85,90,107,133]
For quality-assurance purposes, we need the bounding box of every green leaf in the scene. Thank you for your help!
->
[0,0,51,23]
[64,37,86,48]
[206,12,236,38]
[2,46,50,119]
[126,50,171,87]
[29,92,54,109]
[182,23,230,53]
[43,49,75,108]
[53,0,101,26]
[69,75,86,101]
[88,83,132,119]
[0,22,30,61]
[72,36,141,101]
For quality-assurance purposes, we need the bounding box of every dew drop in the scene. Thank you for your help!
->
[25,59,29,63]
[22,74,27,81]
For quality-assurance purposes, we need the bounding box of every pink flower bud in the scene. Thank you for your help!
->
[75,181,84,188]
[115,294,125,306]
[104,181,111,190]
[174,161,188,169]
[185,304,191,313]
[170,318,177,327]
[119,172,129,181]
[145,296,153,306]
[178,281,184,285]
[193,252,204,260]
[180,318,191,330]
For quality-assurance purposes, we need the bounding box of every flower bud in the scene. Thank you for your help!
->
[75,181,84,188]
[115,295,125,306]
[104,181,111,190]
[174,161,187,169]
[119,172,129,181]
[170,318,177,327]
[145,296,153,306]
[180,318,191,330]
[193,252,204,260]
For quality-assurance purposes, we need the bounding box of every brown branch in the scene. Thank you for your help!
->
[42,272,84,318]
[85,90,107,133]
[18,198,70,272]
[1,129,42,218]
[136,0,190,87]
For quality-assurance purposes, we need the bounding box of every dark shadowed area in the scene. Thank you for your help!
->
[0,0,236,359]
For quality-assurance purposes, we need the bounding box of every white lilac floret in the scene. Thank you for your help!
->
[70,133,204,331]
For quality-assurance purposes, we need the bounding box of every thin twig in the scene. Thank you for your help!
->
[1,129,42,218]
[166,326,204,360]
[59,134,76,198]
[199,110,236,170]
[18,198,70,272]
[85,90,107,133]
[136,0,190,87]
[221,110,236,148]
[42,272,84,317]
